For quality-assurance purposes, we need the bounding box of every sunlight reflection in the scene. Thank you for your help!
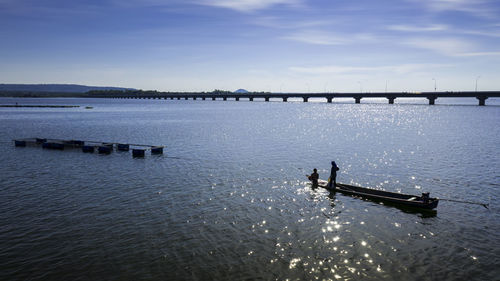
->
[289,258,301,269]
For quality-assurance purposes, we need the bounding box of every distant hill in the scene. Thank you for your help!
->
[0,84,135,93]
[234,89,249,93]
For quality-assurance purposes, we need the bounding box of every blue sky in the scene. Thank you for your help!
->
[1,0,500,92]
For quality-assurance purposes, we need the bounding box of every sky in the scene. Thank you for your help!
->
[1,0,500,92]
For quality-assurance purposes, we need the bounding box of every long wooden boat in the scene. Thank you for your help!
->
[316,179,439,210]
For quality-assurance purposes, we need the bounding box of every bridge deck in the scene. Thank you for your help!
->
[97,91,500,106]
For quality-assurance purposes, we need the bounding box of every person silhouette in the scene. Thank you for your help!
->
[308,168,319,187]
[328,161,339,189]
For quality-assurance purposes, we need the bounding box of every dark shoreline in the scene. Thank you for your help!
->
[0,105,79,108]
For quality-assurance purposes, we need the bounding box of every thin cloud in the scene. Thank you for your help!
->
[388,24,448,32]
[403,37,500,56]
[197,0,302,12]
[403,37,474,55]
[461,29,500,38]
[429,0,486,11]
[251,16,334,29]
[455,51,500,56]
[282,30,351,45]
[388,22,500,38]
[416,0,496,17]
[289,64,453,75]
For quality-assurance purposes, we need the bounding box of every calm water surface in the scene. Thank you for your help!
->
[1,97,499,280]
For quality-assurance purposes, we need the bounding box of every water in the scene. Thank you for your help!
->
[1,97,499,280]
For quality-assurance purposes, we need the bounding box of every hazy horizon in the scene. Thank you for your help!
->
[1,0,500,92]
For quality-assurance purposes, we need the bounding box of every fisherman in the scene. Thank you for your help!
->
[328,161,339,189]
[421,192,430,203]
[308,168,319,187]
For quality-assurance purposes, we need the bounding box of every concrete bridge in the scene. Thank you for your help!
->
[102,91,500,106]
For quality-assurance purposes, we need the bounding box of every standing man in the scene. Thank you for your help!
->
[328,161,339,189]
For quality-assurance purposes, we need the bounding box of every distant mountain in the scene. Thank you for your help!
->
[234,89,249,93]
[0,84,135,93]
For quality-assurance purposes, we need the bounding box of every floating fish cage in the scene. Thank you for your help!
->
[82,145,95,153]
[117,143,130,151]
[14,140,26,147]
[13,138,165,158]
[132,149,145,157]
[42,142,65,150]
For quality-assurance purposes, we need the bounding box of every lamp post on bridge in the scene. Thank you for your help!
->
[432,78,437,92]
[475,76,481,92]
[357,81,363,93]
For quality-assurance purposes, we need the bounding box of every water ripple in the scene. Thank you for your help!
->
[0,98,499,280]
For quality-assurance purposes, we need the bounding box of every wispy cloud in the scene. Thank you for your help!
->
[403,37,500,56]
[282,30,351,45]
[388,24,448,32]
[251,16,333,29]
[416,0,497,17]
[461,29,500,37]
[425,0,485,11]
[455,51,500,56]
[289,63,452,74]
[197,0,302,12]
[388,22,500,38]
[403,37,474,55]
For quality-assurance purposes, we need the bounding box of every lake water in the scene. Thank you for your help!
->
[1,97,499,280]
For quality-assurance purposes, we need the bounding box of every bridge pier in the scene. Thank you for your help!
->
[235,97,239,101]
[202,97,205,100]
[265,97,269,102]
[223,97,227,101]
[283,97,288,102]
[327,97,333,103]
[387,97,396,104]
[427,97,436,105]
[477,96,488,106]
[177,97,180,100]
[303,97,308,102]
[193,97,197,100]
[170,97,173,100]
[212,97,216,101]
[185,97,188,100]
[249,97,254,101]
[354,97,362,104]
